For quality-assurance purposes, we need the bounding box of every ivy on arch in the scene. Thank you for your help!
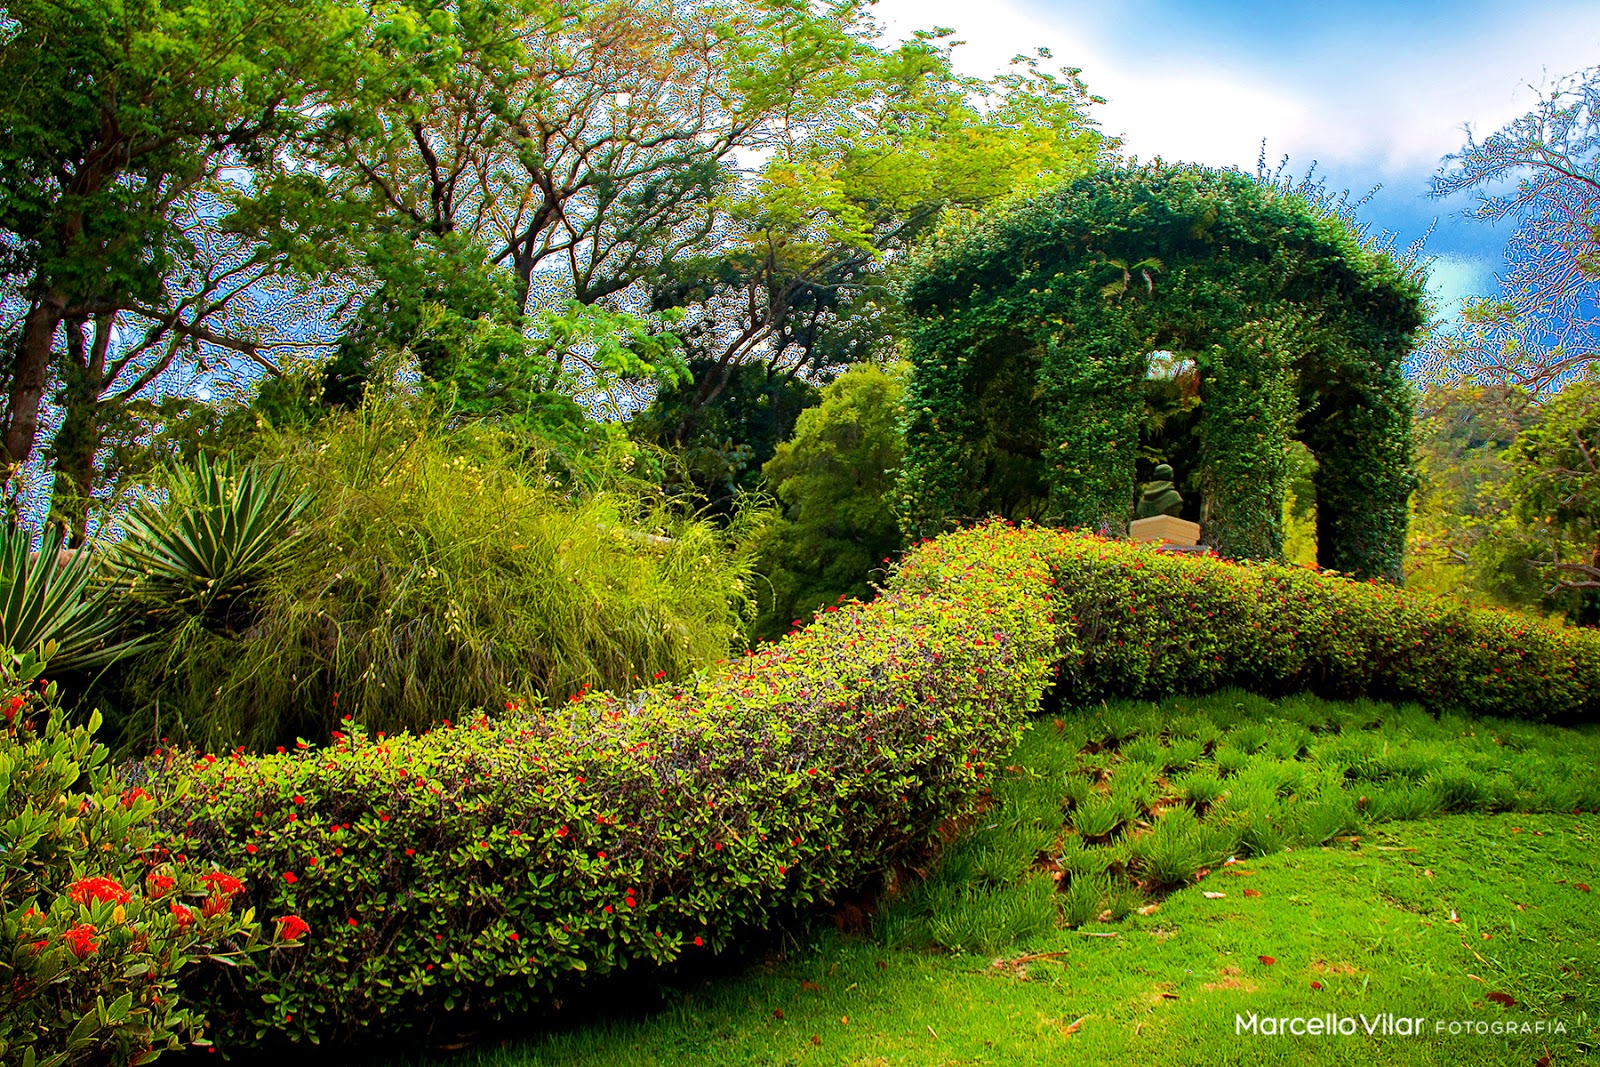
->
[894,163,1428,580]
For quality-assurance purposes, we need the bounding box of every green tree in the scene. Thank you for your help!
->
[305,0,862,414]
[631,360,819,515]
[1405,383,1537,610]
[652,40,1113,447]
[1503,373,1600,622]
[0,0,426,539]
[749,361,906,640]
[1426,64,1599,392]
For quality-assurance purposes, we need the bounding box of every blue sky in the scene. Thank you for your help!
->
[874,0,1600,318]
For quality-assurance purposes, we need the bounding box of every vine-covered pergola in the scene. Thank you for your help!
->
[894,164,1429,580]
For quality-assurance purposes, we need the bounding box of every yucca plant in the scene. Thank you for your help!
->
[0,523,136,671]
[108,455,313,635]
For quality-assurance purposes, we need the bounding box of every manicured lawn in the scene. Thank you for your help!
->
[400,693,1600,1067]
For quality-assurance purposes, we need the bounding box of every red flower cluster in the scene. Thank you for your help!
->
[120,787,152,808]
[170,903,195,928]
[68,876,131,906]
[62,923,98,957]
[3,694,22,722]
[146,872,176,897]
[200,871,246,897]
[274,914,311,941]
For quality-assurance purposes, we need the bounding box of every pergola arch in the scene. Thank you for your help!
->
[895,164,1428,580]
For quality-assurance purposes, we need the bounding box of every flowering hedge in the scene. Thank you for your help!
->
[0,649,275,1067]
[104,521,1600,1054]
[144,522,1058,1049]
[1014,533,1600,722]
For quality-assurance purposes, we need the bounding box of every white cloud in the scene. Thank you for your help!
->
[872,0,1600,178]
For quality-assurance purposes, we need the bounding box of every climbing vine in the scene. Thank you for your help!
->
[895,163,1427,580]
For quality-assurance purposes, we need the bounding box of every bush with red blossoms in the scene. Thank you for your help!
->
[141,520,1058,1049]
[0,647,268,1067]
[965,531,1600,722]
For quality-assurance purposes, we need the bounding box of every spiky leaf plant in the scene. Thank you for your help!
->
[0,524,134,671]
[108,455,312,634]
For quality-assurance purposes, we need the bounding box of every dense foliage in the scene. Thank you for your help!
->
[1011,532,1600,722]
[1408,374,1600,624]
[96,398,763,754]
[141,521,1056,1049]
[896,163,1428,580]
[0,649,270,1067]
[750,362,908,639]
[629,360,820,515]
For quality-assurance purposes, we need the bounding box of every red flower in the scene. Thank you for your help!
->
[145,873,176,897]
[120,787,151,808]
[200,871,245,897]
[62,923,99,957]
[170,903,195,928]
[68,876,131,906]
[282,871,298,884]
[201,894,231,918]
[274,915,311,941]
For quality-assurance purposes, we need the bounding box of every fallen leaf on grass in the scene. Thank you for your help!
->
[1258,955,1277,966]
[773,1009,784,1020]
[1424,869,1434,879]
[1537,1055,1551,1066]
[1203,891,1227,899]
[1243,889,1262,898]
[1063,1017,1084,1036]
[1137,903,1160,916]
[1486,992,1516,1007]
[1310,981,1324,990]
[1578,883,1592,893]
[800,980,821,992]
[1466,974,1484,983]
[1447,910,1460,923]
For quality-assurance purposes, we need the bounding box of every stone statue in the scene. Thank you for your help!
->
[1135,463,1184,519]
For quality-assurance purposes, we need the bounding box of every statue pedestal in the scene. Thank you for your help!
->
[1129,515,1201,546]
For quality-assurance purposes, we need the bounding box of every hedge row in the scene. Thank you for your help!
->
[140,522,1057,1049]
[999,531,1600,722]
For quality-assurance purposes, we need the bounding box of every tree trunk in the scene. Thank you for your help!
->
[47,314,111,546]
[3,292,65,479]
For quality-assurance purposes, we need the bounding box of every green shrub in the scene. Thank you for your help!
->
[138,521,1056,1049]
[1008,530,1600,722]
[107,453,312,635]
[0,648,268,1067]
[101,400,764,753]
[748,362,908,640]
[0,526,134,674]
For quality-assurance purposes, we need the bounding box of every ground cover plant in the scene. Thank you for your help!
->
[408,691,1600,1067]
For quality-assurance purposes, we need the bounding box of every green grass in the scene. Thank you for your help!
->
[394,692,1600,1066]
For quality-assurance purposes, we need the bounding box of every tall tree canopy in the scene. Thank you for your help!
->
[0,0,434,536]
[1426,64,1600,393]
